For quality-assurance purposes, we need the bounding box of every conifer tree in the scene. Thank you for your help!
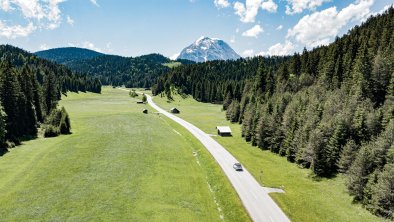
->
[43,71,58,115]
[0,104,6,150]
[0,60,23,140]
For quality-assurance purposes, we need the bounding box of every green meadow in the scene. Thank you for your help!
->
[0,87,249,221]
[153,92,386,222]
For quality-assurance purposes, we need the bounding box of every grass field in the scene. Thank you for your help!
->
[162,62,182,68]
[152,92,387,222]
[0,87,249,221]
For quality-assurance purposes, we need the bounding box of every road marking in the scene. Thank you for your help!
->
[172,129,181,136]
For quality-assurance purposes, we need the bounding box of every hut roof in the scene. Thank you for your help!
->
[216,126,232,133]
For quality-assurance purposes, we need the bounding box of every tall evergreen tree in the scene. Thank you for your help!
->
[0,60,22,141]
[43,71,58,115]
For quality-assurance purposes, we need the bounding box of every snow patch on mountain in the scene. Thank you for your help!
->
[177,36,240,63]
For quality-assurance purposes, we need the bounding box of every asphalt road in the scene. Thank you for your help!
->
[145,94,291,222]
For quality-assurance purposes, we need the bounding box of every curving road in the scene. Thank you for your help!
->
[145,94,290,222]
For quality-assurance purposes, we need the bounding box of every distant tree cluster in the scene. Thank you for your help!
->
[65,53,172,88]
[153,8,394,219]
[152,56,288,102]
[0,45,101,153]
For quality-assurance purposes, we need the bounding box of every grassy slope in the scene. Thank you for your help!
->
[152,93,386,222]
[0,87,249,221]
[162,62,182,69]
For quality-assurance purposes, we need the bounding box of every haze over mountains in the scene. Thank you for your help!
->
[176,36,241,63]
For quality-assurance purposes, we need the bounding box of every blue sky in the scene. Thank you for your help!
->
[0,0,392,58]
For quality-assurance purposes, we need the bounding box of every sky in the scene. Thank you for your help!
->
[0,0,392,58]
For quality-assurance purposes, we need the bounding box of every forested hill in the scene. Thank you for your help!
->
[35,48,183,88]
[0,45,102,152]
[35,47,105,65]
[154,8,394,219]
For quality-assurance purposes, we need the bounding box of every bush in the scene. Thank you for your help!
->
[43,106,71,137]
[142,94,147,103]
[59,107,71,134]
[43,125,60,137]
[129,90,138,98]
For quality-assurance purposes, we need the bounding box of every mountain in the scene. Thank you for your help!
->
[35,47,105,65]
[35,48,175,88]
[177,36,241,63]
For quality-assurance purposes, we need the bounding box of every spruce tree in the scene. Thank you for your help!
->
[0,60,23,141]
[369,164,394,219]
[18,65,37,136]
[337,139,359,173]
[43,71,58,115]
[0,104,6,150]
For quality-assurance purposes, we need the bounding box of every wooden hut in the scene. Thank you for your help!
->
[216,126,232,136]
[170,107,180,114]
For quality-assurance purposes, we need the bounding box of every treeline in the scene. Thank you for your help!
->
[36,47,104,64]
[154,8,394,219]
[0,45,102,153]
[65,53,172,88]
[152,56,288,102]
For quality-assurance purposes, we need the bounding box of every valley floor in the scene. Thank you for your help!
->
[152,92,387,222]
[0,87,249,221]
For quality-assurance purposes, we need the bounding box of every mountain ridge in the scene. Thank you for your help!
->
[177,36,240,63]
[35,47,105,65]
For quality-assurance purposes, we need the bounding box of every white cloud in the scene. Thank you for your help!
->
[0,0,67,38]
[90,0,99,7]
[214,0,230,8]
[285,0,331,15]
[230,36,236,43]
[40,43,49,50]
[0,21,36,38]
[242,24,263,37]
[260,41,295,56]
[234,0,262,23]
[67,41,106,52]
[0,0,13,11]
[82,41,103,52]
[377,4,393,14]
[105,42,114,53]
[233,0,278,22]
[66,15,74,26]
[243,49,255,57]
[287,0,374,48]
[170,53,180,60]
[276,25,283,30]
[261,0,277,13]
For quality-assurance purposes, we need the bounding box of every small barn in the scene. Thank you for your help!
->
[170,107,180,114]
[216,126,232,137]
[136,101,144,104]
[142,109,148,114]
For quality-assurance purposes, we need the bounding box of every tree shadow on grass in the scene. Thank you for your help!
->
[308,173,338,182]
[0,147,8,156]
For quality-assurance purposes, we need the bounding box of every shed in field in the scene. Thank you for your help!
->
[142,109,148,114]
[170,107,180,114]
[216,126,232,136]
[136,101,144,104]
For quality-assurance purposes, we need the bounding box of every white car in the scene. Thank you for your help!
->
[233,163,243,171]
